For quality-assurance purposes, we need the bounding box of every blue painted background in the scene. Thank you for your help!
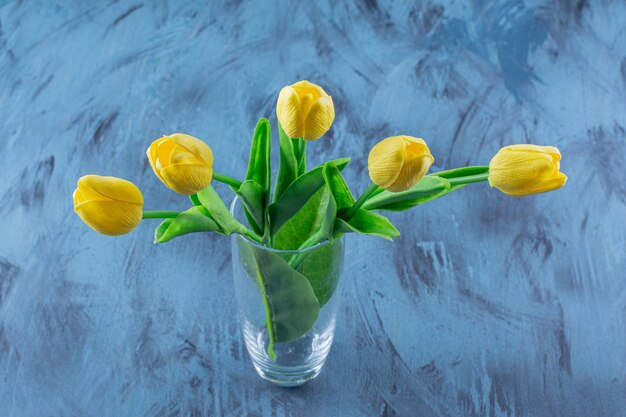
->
[1,1,625,416]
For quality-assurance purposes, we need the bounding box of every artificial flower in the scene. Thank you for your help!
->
[368,136,434,192]
[488,144,567,196]
[147,133,213,195]
[73,175,143,235]
[276,80,335,140]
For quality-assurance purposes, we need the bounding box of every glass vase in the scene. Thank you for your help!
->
[230,197,345,387]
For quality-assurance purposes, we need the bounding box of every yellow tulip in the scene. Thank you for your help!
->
[276,80,335,140]
[488,144,567,196]
[147,133,213,195]
[368,136,435,192]
[73,175,143,235]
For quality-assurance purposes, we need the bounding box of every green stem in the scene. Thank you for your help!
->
[287,233,322,270]
[142,211,180,219]
[430,166,489,179]
[261,212,271,246]
[212,172,243,189]
[447,172,490,186]
[294,138,306,176]
[240,228,263,244]
[344,183,381,222]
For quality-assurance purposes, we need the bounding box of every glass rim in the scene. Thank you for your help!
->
[229,196,334,254]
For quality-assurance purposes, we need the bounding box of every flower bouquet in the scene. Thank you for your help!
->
[73,80,567,386]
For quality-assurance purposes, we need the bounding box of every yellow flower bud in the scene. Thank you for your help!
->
[147,133,213,195]
[73,175,143,236]
[276,80,335,140]
[368,136,435,192]
[488,144,567,196]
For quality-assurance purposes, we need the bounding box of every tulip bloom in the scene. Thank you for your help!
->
[147,133,213,195]
[368,136,434,192]
[73,175,143,235]
[276,80,335,140]
[488,144,567,196]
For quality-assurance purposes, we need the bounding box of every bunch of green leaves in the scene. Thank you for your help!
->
[151,117,488,355]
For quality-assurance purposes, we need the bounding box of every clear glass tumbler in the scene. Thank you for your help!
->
[230,197,344,387]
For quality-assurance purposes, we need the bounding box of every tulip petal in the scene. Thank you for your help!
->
[156,138,177,167]
[504,144,561,160]
[303,96,335,140]
[167,133,213,165]
[519,171,568,195]
[391,156,434,192]
[299,93,316,119]
[147,138,168,184]
[169,148,199,165]
[291,80,327,99]
[276,86,303,138]
[75,200,142,235]
[77,175,143,204]
[402,137,433,162]
[73,189,86,206]
[160,164,213,195]
[76,180,112,202]
[368,136,406,189]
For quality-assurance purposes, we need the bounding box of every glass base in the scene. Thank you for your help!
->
[252,362,324,387]
[242,321,336,387]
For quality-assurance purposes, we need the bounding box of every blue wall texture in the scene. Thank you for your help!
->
[1,1,625,416]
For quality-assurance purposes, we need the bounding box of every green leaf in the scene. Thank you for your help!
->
[268,157,350,236]
[323,162,355,209]
[297,238,344,306]
[234,232,260,285]
[316,185,337,243]
[251,247,320,343]
[273,187,330,250]
[334,209,400,240]
[272,123,298,203]
[233,118,272,234]
[154,206,221,243]
[362,176,452,212]
[312,161,340,245]
[196,185,247,235]
[245,118,271,190]
[237,180,265,234]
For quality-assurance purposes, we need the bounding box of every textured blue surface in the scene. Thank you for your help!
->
[1,1,625,416]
